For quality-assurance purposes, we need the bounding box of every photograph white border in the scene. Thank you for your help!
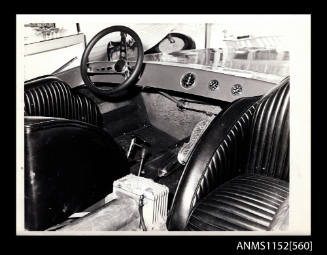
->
[16,14,311,236]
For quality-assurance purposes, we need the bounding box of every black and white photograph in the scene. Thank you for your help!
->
[16,15,311,237]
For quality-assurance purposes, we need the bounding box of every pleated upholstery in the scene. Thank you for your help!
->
[190,103,258,209]
[167,96,261,230]
[186,174,289,231]
[246,80,290,181]
[168,79,290,231]
[24,77,103,127]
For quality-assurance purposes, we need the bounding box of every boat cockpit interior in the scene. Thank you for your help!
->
[22,23,291,232]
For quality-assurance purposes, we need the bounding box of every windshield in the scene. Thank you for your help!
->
[105,23,289,78]
[22,22,290,81]
[141,23,289,78]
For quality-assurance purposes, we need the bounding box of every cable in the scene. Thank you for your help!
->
[138,194,147,231]
[157,91,218,116]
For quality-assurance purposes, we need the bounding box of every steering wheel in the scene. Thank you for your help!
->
[80,26,144,97]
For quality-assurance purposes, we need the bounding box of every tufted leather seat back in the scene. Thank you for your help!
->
[24,116,129,230]
[246,81,290,181]
[168,78,290,230]
[24,76,103,127]
[24,76,130,230]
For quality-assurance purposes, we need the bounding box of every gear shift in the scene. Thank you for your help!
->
[126,135,151,176]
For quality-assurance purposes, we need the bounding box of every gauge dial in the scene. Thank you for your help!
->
[231,84,243,96]
[181,72,196,89]
[208,80,219,91]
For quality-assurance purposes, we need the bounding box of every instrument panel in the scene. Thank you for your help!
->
[89,60,285,102]
[135,62,282,102]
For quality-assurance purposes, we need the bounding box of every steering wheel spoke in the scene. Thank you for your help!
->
[119,32,128,60]
[86,61,115,75]
[123,69,131,80]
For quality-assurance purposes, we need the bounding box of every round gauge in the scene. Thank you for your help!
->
[231,84,243,96]
[208,80,219,91]
[180,72,196,89]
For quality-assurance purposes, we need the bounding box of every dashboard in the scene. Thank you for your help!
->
[89,61,284,102]
[135,62,283,102]
[89,47,288,102]
[58,47,288,103]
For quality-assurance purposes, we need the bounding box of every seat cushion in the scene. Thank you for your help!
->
[185,174,289,231]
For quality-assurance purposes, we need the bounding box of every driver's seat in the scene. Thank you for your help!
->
[24,76,129,230]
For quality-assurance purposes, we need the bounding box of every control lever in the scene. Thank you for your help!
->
[126,135,151,176]
[126,135,150,160]
[137,147,149,176]
[126,137,137,159]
